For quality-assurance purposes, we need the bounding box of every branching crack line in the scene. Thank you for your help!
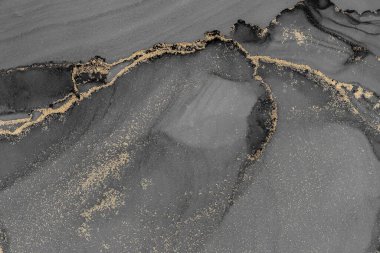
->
[0,31,379,163]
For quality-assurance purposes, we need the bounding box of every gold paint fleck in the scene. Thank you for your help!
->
[140,178,153,190]
[282,28,309,46]
[364,91,373,99]
[78,223,91,240]
[354,87,364,99]
[80,152,129,192]
[293,30,307,45]
[102,243,111,250]
[81,188,124,222]
[79,188,125,239]
[258,28,269,38]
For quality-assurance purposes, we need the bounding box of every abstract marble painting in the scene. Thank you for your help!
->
[0,0,380,252]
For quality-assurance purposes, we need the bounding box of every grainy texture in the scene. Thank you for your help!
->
[0,0,380,252]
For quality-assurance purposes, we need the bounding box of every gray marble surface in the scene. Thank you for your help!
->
[0,0,380,252]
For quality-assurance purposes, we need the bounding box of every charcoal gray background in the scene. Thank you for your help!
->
[0,0,380,252]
